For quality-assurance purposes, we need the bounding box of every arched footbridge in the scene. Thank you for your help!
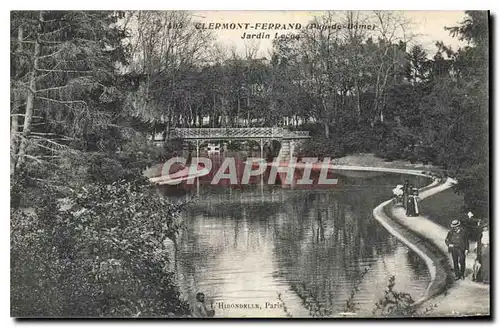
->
[169,127,310,161]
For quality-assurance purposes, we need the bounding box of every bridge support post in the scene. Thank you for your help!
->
[259,139,264,192]
[259,139,264,159]
[195,139,199,159]
[196,139,200,197]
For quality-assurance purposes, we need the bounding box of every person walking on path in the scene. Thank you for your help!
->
[479,224,490,284]
[402,179,410,210]
[406,187,420,217]
[445,220,469,280]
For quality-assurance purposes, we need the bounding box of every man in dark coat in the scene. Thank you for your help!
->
[445,220,469,280]
[462,211,482,241]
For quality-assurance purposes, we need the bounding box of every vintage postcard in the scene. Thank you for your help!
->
[10,10,490,318]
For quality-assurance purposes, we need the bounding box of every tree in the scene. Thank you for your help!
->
[423,11,489,216]
[10,11,129,175]
[124,11,213,134]
[10,10,191,318]
[11,179,190,317]
[406,45,431,84]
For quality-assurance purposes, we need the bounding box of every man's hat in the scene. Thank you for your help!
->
[451,220,461,228]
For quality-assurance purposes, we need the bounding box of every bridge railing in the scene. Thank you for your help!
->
[284,130,310,138]
[171,127,309,139]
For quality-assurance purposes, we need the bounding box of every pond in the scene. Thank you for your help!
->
[161,168,431,317]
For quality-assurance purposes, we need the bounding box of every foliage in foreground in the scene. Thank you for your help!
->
[11,178,190,317]
[279,274,436,318]
[372,276,416,317]
[10,10,193,317]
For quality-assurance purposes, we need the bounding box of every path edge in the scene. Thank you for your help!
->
[327,166,454,307]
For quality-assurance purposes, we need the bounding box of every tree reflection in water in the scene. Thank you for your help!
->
[167,172,431,316]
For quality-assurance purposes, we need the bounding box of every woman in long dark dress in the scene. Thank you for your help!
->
[480,226,490,284]
[406,187,420,217]
[402,179,410,210]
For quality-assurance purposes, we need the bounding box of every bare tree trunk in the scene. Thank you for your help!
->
[188,98,193,127]
[10,113,20,173]
[379,74,387,123]
[373,67,381,125]
[166,106,172,139]
[236,97,240,127]
[11,25,24,174]
[354,79,362,120]
[321,98,330,138]
[379,62,393,123]
[16,12,42,171]
[324,122,330,139]
[211,93,216,127]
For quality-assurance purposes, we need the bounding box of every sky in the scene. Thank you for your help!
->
[193,11,468,58]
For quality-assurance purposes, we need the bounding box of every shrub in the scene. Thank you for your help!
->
[11,179,190,317]
[372,276,417,317]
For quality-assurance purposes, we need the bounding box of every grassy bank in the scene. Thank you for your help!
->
[420,188,464,229]
[329,153,442,174]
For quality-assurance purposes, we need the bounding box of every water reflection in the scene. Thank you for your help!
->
[166,171,431,317]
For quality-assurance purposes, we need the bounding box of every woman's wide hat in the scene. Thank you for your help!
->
[451,219,461,228]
